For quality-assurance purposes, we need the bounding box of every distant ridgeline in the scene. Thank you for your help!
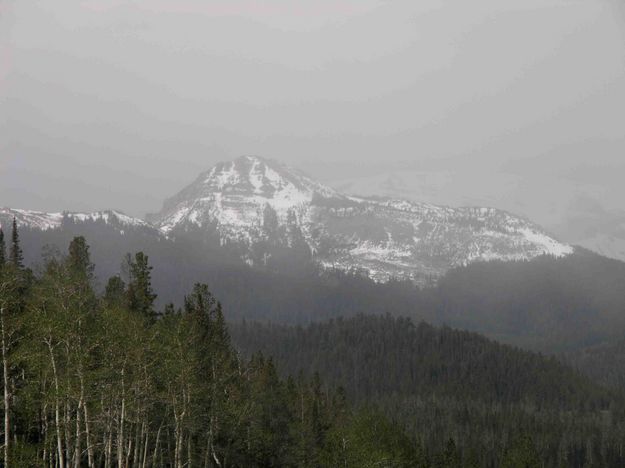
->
[1,226,625,466]
[1,200,625,355]
[2,154,574,290]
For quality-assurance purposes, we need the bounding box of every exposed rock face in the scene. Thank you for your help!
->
[148,156,573,283]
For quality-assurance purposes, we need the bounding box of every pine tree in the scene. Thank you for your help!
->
[127,252,157,320]
[104,275,126,308]
[67,236,94,280]
[0,228,5,270]
[9,218,23,268]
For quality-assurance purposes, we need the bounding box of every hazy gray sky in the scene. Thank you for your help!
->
[1,0,624,216]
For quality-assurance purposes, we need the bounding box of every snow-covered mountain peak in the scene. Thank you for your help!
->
[3,157,574,285]
[151,156,341,235]
[148,156,574,283]
[0,208,64,231]
[199,155,339,201]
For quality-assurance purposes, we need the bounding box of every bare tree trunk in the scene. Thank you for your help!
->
[47,339,65,468]
[83,387,94,468]
[1,307,10,468]
[174,391,187,468]
[203,436,210,468]
[141,430,149,468]
[74,397,82,468]
[118,368,126,468]
[132,420,141,467]
[105,419,113,468]
[42,404,49,467]
[151,425,162,468]
[125,434,132,468]
[187,435,192,468]
[174,422,181,468]
[209,424,222,468]
[65,399,73,468]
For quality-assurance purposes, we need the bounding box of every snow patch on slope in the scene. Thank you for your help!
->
[149,156,574,284]
[0,208,151,232]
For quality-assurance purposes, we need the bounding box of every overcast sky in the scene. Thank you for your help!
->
[1,0,624,217]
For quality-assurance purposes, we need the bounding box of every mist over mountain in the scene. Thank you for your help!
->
[2,1,624,465]
[325,153,625,263]
[2,155,574,286]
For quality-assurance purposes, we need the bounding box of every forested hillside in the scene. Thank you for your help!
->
[0,224,432,467]
[14,220,625,356]
[428,250,625,351]
[4,221,625,466]
[231,316,625,466]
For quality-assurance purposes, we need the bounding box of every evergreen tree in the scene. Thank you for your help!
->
[67,236,94,280]
[9,218,23,268]
[0,228,5,270]
[104,275,126,308]
[127,252,157,320]
[0,236,623,467]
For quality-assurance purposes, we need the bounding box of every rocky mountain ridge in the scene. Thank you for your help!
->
[2,156,574,283]
[147,156,573,282]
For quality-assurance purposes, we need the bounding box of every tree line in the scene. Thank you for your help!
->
[4,219,625,466]
[0,221,463,467]
[11,216,625,356]
[231,316,625,467]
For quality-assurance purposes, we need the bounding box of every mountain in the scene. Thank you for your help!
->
[0,208,165,282]
[0,207,156,234]
[1,155,573,285]
[3,199,625,353]
[324,162,625,263]
[148,155,573,283]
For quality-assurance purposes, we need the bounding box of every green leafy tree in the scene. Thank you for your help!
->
[502,435,541,468]
[322,408,425,468]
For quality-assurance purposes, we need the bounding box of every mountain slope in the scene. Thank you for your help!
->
[328,166,625,263]
[231,315,614,407]
[1,156,574,284]
[0,208,155,234]
[149,155,573,283]
[2,202,624,354]
[231,315,625,466]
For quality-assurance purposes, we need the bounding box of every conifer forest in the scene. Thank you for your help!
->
[1,220,625,468]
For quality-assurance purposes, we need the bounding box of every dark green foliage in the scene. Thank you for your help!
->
[427,250,625,352]
[67,235,94,280]
[231,315,625,467]
[434,438,461,468]
[231,316,614,408]
[6,239,435,468]
[10,218,625,356]
[0,227,5,270]
[126,251,157,320]
[104,274,126,307]
[7,233,625,467]
[322,408,426,468]
[9,217,23,268]
[501,436,541,468]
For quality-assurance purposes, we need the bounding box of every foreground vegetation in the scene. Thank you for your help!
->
[2,221,625,466]
[1,224,430,467]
